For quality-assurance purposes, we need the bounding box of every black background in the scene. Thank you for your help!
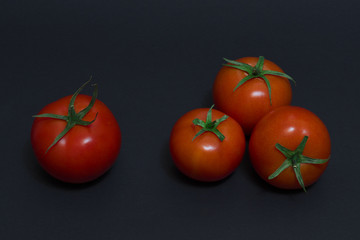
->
[1,0,359,239]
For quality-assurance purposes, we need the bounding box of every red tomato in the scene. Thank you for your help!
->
[249,106,331,191]
[170,106,246,182]
[31,82,121,183]
[213,56,294,135]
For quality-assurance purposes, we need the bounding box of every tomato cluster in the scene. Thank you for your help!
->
[170,56,330,192]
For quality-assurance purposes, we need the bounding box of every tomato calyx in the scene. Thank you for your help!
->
[223,56,296,105]
[33,78,98,153]
[192,105,228,142]
[268,136,329,192]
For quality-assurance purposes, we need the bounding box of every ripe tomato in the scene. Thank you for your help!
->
[170,105,246,182]
[31,81,121,183]
[249,106,331,191]
[213,56,294,135]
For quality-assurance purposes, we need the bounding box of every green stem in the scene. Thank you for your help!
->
[192,105,228,142]
[223,56,295,105]
[33,77,98,153]
[268,135,329,192]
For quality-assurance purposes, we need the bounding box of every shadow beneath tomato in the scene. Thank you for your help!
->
[239,147,311,195]
[160,141,234,187]
[23,140,110,190]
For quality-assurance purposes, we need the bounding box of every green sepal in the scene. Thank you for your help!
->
[260,74,272,105]
[262,70,296,85]
[45,123,74,154]
[192,105,228,142]
[223,58,253,73]
[32,113,68,121]
[78,83,98,119]
[293,162,307,192]
[268,159,292,180]
[232,74,256,92]
[33,77,99,154]
[301,156,329,164]
[223,64,252,73]
[69,77,92,109]
[222,56,296,105]
[192,128,206,141]
[254,56,264,74]
[275,143,293,158]
[77,113,98,126]
[268,135,330,192]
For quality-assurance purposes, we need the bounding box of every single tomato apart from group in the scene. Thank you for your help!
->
[31,80,121,183]
[170,105,246,182]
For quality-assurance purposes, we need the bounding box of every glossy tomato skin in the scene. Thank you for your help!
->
[31,94,121,183]
[170,108,246,182]
[249,106,331,190]
[213,57,292,135]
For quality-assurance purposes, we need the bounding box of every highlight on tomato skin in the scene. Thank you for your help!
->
[169,105,246,182]
[213,56,295,136]
[248,106,331,192]
[31,80,122,184]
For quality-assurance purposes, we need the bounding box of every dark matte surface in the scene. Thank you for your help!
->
[1,0,359,239]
